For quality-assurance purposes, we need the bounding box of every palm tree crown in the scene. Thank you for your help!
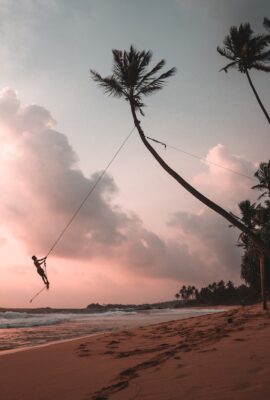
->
[217,23,270,126]
[252,161,270,199]
[217,23,270,73]
[90,45,176,115]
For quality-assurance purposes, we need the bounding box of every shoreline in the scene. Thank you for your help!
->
[0,306,227,353]
[0,332,105,357]
[0,307,227,356]
[1,304,270,399]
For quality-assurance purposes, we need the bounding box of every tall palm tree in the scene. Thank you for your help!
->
[90,46,270,259]
[217,23,270,125]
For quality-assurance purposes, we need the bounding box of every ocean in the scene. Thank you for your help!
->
[0,308,223,353]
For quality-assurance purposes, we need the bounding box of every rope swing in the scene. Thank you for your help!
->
[29,126,135,302]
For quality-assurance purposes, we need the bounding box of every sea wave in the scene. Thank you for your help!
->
[0,308,225,352]
[0,310,138,329]
[0,308,222,329]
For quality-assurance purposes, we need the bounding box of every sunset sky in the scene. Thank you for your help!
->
[1,0,270,308]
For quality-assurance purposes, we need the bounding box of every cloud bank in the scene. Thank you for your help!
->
[0,88,257,285]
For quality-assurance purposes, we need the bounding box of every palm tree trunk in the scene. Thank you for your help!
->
[260,254,267,310]
[129,102,270,259]
[245,70,270,125]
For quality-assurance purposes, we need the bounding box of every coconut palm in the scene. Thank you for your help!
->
[217,23,270,125]
[90,46,270,259]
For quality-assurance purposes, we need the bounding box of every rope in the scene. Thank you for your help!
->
[45,126,135,258]
[146,136,256,181]
[29,286,47,303]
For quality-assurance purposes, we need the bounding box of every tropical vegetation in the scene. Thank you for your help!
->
[176,281,257,306]
[236,161,270,309]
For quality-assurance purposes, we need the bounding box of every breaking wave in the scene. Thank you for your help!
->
[0,310,137,329]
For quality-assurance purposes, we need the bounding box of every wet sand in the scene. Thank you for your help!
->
[1,304,270,400]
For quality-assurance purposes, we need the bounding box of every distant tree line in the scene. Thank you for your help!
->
[175,281,257,306]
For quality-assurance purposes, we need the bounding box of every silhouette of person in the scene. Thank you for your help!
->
[32,255,49,289]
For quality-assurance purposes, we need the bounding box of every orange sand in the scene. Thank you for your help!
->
[1,305,270,400]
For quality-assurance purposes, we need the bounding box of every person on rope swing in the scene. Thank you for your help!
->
[32,255,50,289]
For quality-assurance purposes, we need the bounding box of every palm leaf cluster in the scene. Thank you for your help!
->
[237,162,270,252]
[264,17,270,33]
[252,161,270,199]
[90,45,176,115]
[217,23,270,73]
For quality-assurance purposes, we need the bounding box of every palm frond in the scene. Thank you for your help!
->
[253,49,270,62]
[138,59,166,82]
[112,50,126,81]
[137,67,176,96]
[219,61,238,72]
[139,50,152,69]
[263,17,270,32]
[138,84,164,96]
[217,46,235,60]
[251,35,270,53]
[90,70,125,98]
[252,62,270,72]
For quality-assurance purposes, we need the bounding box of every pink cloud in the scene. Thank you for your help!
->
[193,144,257,208]
[0,88,258,294]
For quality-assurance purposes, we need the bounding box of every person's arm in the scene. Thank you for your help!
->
[37,257,47,264]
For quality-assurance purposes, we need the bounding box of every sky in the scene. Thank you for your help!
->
[0,0,270,308]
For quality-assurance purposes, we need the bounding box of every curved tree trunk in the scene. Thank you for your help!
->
[245,70,270,125]
[129,102,270,259]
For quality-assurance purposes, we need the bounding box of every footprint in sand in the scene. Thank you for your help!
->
[106,340,120,350]
[198,347,218,353]
[75,343,91,357]
[91,380,129,400]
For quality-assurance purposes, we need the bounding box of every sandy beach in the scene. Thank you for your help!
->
[1,304,270,400]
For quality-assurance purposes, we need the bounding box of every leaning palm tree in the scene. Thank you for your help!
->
[217,23,270,125]
[90,46,270,258]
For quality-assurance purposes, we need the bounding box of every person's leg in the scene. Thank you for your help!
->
[44,274,49,288]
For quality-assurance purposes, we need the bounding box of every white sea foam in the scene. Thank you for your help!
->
[0,308,225,353]
[0,310,138,328]
[0,308,221,329]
